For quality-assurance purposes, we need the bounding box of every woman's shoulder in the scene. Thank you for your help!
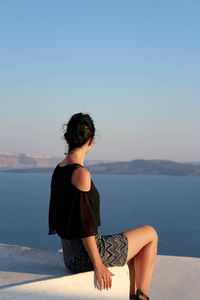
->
[71,166,91,192]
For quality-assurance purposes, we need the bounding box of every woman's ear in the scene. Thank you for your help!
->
[88,136,95,146]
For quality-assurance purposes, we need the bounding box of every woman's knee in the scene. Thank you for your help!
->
[142,225,158,243]
[125,225,158,261]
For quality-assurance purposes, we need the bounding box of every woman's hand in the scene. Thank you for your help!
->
[94,263,115,289]
[81,236,114,289]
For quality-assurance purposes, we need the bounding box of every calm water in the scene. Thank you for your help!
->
[0,171,200,258]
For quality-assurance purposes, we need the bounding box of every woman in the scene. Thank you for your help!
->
[48,112,158,300]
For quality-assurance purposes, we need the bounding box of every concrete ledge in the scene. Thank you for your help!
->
[0,243,129,299]
[1,243,200,300]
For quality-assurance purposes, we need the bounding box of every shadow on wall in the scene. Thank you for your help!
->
[0,290,113,300]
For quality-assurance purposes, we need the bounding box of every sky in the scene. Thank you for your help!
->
[1,0,200,162]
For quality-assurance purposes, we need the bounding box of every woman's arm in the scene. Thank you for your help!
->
[82,235,114,289]
[72,167,114,289]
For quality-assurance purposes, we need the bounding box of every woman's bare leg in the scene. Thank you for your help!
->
[127,257,137,295]
[125,225,158,298]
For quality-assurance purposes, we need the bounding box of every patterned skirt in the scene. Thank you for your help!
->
[61,232,128,274]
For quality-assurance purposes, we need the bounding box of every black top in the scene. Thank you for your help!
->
[48,163,101,239]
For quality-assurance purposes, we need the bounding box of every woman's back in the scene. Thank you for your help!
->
[48,163,101,239]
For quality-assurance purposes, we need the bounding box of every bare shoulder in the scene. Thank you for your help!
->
[71,167,91,192]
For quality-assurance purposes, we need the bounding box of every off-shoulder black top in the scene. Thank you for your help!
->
[48,163,101,239]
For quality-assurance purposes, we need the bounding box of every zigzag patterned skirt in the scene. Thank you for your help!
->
[61,232,128,274]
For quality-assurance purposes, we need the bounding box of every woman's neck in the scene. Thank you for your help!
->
[65,150,86,166]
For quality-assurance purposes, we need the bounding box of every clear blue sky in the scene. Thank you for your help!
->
[1,0,200,162]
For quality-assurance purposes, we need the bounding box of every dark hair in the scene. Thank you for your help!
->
[63,113,95,153]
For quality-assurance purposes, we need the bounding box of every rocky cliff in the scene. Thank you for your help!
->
[0,152,62,168]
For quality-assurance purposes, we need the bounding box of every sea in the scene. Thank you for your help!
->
[0,169,200,258]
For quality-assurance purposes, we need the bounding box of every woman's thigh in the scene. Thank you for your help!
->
[61,238,94,273]
[97,232,128,267]
[125,225,158,262]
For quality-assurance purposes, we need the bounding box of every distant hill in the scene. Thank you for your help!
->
[187,161,200,166]
[0,152,115,168]
[0,152,61,168]
[2,157,200,176]
[86,159,200,176]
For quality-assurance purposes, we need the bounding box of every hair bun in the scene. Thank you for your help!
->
[63,113,95,152]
